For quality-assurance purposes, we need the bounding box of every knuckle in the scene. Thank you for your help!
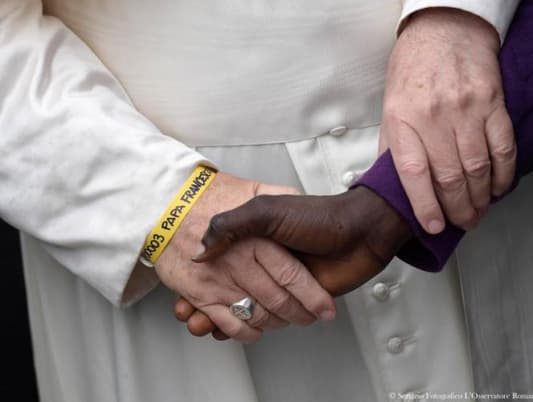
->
[265,291,292,315]
[463,158,491,178]
[492,143,517,164]
[435,171,466,192]
[249,194,272,209]
[222,321,243,339]
[247,195,274,227]
[476,81,499,102]
[249,310,270,328]
[397,159,429,178]
[445,87,474,109]
[413,199,441,216]
[208,213,231,237]
[277,260,304,288]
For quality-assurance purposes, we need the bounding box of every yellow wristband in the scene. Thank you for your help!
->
[142,165,217,265]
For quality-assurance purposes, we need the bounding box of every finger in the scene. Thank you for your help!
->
[192,195,283,263]
[455,121,491,210]
[192,183,300,263]
[187,310,217,337]
[176,298,230,340]
[174,296,196,321]
[254,239,336,322]
[300,252,385,297]
[225,246,306,326]
[424,126,478,230]
[193,194,337,263]
[386,118,445,234]
[486,106,516,196]
[212,329,230,341]
[200,304,262,343]
[211,274,289,330]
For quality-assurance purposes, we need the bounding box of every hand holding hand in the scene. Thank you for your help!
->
[154,172,336,343]
[174,186,412,340]
[380,8,516,233]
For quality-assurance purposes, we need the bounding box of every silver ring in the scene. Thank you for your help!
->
[230,297,255,320]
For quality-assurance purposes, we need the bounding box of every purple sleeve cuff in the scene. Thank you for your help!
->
[353,150,464,272]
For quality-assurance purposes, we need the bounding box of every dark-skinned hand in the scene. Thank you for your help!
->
[174,186,412,340]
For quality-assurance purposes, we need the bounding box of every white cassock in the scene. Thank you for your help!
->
[0,1,526,401]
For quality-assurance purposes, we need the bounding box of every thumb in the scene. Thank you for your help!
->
[192,194,283,263]
[192,183,300,263]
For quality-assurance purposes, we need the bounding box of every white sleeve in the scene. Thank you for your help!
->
[399,0,520,43]
[0,0,211,307]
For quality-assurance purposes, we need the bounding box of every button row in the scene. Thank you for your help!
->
[327,125,364,188]
[372,282,407,356]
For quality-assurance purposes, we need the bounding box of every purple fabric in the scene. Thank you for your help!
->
[353,0,533,272]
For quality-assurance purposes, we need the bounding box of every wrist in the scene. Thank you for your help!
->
[141,165,217,266]
[342,186,412,261]
[401,7,500,54]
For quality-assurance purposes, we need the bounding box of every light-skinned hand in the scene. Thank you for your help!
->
[154,171,336,343]
[380,8,516,233]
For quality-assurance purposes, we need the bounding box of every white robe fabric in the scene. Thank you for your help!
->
[0,1,521,401]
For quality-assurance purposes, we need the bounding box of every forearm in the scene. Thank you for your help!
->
[0,0,210,306]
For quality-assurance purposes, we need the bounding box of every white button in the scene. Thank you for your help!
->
[372,282,390,301]
[328,126,348,137]
[387,337,404,354]
[342,171,358,187]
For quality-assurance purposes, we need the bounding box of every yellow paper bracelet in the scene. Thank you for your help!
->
[142,165,217,265]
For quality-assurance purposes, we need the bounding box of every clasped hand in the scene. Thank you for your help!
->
[160,7,515,342]
[172,185,411,341]
[154,172,336,343]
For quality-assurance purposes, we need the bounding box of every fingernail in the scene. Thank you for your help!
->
[191,244,206,262]
[427,220,444,234]
[320,310,336,321]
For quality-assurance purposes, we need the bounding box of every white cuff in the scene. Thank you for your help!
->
[399,0,520,43]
